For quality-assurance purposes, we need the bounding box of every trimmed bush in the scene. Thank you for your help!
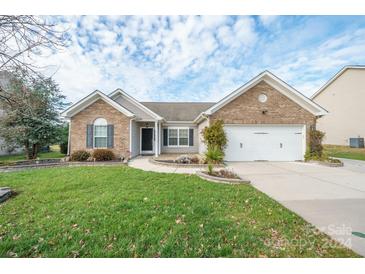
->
[70,150,90,162]
[205,146,224,164]
[92,149,115,161]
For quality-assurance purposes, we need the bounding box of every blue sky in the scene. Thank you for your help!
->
[41,16,365,103]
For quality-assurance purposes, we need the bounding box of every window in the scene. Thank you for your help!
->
[168,128,189,147]
[168,128,178,146]
[94,118,108,148]
[179,129,188,146]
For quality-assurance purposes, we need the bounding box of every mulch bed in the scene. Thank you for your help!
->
[150,158,225,168]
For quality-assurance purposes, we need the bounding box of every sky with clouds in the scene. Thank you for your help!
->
[38,15,365,104]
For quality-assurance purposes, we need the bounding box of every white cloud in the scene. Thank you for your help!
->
[28,16,365,103]
[259,15,279,27]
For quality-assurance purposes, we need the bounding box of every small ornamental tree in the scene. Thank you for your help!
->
[307,128,325,160]
[202,119,227,152]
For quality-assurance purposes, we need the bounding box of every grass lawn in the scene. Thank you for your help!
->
[0,166,358,258]
[0,145,65,166]
[324,145,365,161]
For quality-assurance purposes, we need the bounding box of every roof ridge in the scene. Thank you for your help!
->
[141,101,216,104]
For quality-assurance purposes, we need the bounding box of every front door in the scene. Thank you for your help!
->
[141,128,154,154]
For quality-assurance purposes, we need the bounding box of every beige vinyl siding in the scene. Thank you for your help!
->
[161,123,199,154]
[198,118,209,154]
[113,94,155,120]
[130,120,140,158]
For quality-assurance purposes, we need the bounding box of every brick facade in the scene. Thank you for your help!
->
[70,99,130,158]
[210,81,316,144]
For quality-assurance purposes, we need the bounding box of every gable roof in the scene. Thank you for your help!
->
[311,65,365,99]
[109,89,163,120]
[194,70,327,122]
[61,90,135,118]
[141,102,215,122]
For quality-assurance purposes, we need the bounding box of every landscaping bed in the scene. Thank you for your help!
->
[308,159,344,167]
[0,166,358,258]
[150,157,225,168]
[196,171,250,184]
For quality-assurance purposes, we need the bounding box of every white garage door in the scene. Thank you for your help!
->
[224,125,305,161]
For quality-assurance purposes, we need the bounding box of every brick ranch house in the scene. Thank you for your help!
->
[61,71,327,161]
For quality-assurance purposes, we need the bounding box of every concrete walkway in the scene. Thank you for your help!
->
[128,156,202,174]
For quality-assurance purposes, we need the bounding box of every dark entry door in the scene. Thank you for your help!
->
[141,128,153,152]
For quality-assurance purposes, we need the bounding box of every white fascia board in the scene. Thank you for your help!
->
[311,65,365,99]
[61,90,135,118]
[193,112,209,124]
[109,88,163,120]
[205,71,327,117]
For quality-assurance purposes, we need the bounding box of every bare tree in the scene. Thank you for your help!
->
[0,15,67,105]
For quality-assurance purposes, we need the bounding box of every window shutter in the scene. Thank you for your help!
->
[86,124,93,148]
[189,128,194,146]
[107,125,114,148]
[163,128,168,146]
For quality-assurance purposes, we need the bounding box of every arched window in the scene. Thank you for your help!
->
[94,118,108,148]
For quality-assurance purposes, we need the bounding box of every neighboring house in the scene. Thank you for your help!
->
[61,71,326,161]
[312,66,365,146]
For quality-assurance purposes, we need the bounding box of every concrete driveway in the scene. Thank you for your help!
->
[228,159,365,257]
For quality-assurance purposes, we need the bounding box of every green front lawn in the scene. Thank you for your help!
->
[324,145,365,161]
[0,166,358,258]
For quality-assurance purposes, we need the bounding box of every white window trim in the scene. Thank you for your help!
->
[93,119,108,149]
[167,127,189,147]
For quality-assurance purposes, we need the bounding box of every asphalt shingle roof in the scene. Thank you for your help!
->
[140,102,215,121]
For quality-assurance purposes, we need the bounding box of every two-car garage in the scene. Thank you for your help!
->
[224,125,305,161]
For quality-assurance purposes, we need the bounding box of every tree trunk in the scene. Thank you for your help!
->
[24,141,31,160]
[31,143,39,159]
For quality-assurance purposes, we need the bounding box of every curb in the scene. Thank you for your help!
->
[307,160,344,167]
[196,171,250,185]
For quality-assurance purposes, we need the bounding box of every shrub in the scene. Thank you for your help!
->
[202,119,227,152]
[58,123,69,155]
[218,169,240,179]
[205,146,224,164]
[190,155,200,164]
[207,163,213,175]
[175,154,192,164]
[309,129,325,158]
[60,142,68,154]
[92,149,115,161]
[305,128,326,161]
[70,150,90,161]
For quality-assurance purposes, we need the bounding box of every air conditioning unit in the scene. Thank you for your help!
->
[349,138,364,148]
